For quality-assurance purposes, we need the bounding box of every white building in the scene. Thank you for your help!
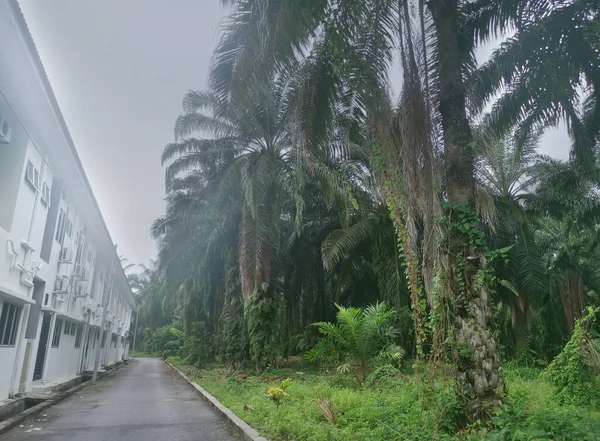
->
[0,0,136,403]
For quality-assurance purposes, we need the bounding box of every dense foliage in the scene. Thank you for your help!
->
[130,0,600,436]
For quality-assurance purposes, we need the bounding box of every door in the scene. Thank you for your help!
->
[33,312,51,381]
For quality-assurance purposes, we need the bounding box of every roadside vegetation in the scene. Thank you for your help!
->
[165,357,600,441]
[129,0,600,438]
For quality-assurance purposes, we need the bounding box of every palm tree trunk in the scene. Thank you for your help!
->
[429,0,504,418]
[183,280,192,337]
[512,290,528,346]
[557,269,585,333]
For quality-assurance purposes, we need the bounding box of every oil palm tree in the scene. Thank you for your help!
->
[470,0,600,165]
[207,0,503,415]
[475,131,546,349]
[164,79,296,302]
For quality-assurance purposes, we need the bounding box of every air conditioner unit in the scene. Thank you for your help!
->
[54,277,68,293]
[74,284,88,298]
[59,247,72,263]
[53,295,66,309]
[0,116,12,144]
[74,263,88,279]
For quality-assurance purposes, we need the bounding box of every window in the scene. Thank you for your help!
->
[0,302,22,346]
[65,321,76,336]
[101,331,106,348]
[55,209,66,243]
[111,334,117,348]
[41,182,51,206]
[66,219,73,238]
[52,318,63,347]
[74,325,83,348]
[25,160,39,190]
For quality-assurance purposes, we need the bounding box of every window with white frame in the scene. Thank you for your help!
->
[52,318,63,348]
[0,302,22,347]
[74,324,83,348]
[66,218,73,237]
[25,160,39,190]
[41,182,51,206]
[55,209,66,243]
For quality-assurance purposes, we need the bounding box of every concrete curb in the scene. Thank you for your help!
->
[0,361,130,436]
[165,361,268,441]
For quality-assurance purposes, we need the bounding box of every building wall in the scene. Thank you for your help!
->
[0,1,136,402]
[0,93,28,233]
[0,296,26,400]
[43,319,84,382]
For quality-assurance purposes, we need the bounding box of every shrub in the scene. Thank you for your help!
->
[266,378,292,406]
[472,404,600,441]
[179,321,215,365]
[542,306,600,406]
[366,364,402,388]
[149,323,184,359]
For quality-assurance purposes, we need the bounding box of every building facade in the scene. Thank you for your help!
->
[0,0,136,403]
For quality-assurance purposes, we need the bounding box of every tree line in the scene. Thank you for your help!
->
[131,0,600,419]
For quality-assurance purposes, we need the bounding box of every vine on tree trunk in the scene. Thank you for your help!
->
[439,202,509,419]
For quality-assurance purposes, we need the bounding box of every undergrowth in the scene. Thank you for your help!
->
[168,357,600,440]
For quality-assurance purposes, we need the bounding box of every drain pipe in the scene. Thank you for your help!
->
[92,246,116,382]
[131,307,139,355]
[9,157,48,397]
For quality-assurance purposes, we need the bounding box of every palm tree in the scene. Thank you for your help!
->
[151,0,600,417]
[474,131,546,349]
[207,0,505,414]
[526,159,600,333]
[470,0,600,165]
[161,73,364,367]
[166,79,299,303]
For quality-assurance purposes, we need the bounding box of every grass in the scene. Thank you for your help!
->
[168,357,600,441]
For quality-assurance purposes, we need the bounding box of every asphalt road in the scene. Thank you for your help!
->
[2,358,238,441]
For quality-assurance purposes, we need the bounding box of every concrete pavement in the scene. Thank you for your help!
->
[1,358,238,441]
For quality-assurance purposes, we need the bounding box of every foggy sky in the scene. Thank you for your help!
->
[19,0,226,266]
[18,1,570,266]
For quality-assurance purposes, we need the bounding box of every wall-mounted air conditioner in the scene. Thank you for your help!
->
[74,284,88,298]
[0,116,12,144]
[54,277,68,293]
[74,263,87,279]
[59,247,72,263]
[53,294,67,309]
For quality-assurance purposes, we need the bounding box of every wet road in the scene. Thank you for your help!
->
[2,358,238,441]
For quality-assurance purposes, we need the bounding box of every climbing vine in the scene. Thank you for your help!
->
[245,286,281,370]
[371,134,428,360]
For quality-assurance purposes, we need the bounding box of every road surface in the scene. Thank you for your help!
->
[3,358,238,441]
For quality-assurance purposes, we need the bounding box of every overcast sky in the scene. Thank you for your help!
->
[19,0,227,266]
[18,1,570,266]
